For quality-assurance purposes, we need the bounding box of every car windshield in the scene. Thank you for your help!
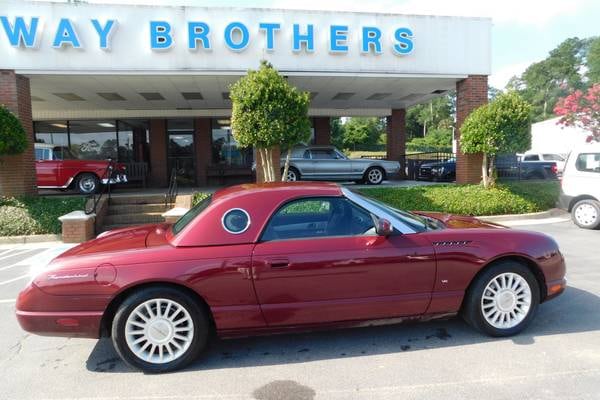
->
[349,189,440,232]
[542,154,565,161]
[172,194,213,235]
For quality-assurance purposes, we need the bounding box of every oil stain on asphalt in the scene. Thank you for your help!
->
[253,380,316,400]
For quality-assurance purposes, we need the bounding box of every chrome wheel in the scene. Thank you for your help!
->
[125,298,194,365]
[574,203,598,227]
[367,168,383,184]
[286,169,298,181]
[481,273,532,329]
[77,174,98,194]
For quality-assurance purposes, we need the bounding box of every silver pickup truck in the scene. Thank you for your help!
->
[281,145,400,185]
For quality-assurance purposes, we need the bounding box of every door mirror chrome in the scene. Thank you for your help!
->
[376,218,393,237]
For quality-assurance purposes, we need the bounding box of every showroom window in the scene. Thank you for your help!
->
[34,121,69,150]
[65,120,118,160]
[211,118,252,167]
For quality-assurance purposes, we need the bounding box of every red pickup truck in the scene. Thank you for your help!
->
[35,143,127,194]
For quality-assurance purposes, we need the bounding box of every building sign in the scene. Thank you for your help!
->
[0,16,414,56]
[0,0,491,76]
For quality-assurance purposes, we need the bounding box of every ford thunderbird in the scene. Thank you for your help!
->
[16,182,566,372]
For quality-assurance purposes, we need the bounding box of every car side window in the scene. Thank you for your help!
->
[575,153,600,173]
[35,148,44,161]
[523,154,539,161]
[261,197,376,242]
[303,150,311,159]
[311,150,336,160]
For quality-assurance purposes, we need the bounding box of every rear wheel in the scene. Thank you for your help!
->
[111,287,209,373]
[571,199,600,229]
[76,173,99,195]
[365,167,384,185]
[462,261,540,337]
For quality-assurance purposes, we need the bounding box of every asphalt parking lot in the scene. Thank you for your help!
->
[0,219,599,400]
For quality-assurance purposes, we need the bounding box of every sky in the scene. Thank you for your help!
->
[41,0,600,88]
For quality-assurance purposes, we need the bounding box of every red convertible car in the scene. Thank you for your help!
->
[16,182,566,373]
[35,143,127,194]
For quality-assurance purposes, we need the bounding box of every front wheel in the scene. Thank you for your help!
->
[364,167,384,185]
[111,287,209,373]
[462,262,540,337]
[571,199,600,229]
[282,167,300,182]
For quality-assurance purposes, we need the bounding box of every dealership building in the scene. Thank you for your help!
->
[0,0,491,195]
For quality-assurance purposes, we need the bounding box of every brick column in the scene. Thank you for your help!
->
[386,109,407,179]
[313,117,331,145]
[194,118,211,186]
[0,70,37,196]
[148,119,168,187]
[456,75,487,184]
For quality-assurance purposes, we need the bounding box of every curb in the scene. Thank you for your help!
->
[0,234,62,245]
[479,208,567,222]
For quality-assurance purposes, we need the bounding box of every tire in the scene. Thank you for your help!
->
[111,286,209,373]
[571,199,600,230]
[283,167,300,182]
[76,173,99,195]
[364,167,384,185]
[462,261,540,337]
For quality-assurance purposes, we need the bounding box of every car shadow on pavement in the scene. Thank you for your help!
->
[85,285,600,374]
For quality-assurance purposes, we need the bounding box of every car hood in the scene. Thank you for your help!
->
[413,211,506,229]
[57,223,171,258]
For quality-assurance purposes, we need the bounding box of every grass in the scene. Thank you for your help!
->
[358,181,560,216]
[0,196,86,236]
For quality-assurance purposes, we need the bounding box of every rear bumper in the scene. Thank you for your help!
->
[558,190,574,211]
[102,174,128,185]
[16,310,103,338]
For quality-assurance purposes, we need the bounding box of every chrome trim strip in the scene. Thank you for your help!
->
[341,187,416,234]
[37,177,74,189]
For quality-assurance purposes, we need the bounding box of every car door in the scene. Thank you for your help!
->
[35,147,61,187]
[310,149,353,179]
[251,196,436,326]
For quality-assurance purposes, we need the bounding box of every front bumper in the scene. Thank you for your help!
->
[101,174,128,185]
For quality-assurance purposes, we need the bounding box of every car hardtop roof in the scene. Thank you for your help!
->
[572,142,600,152]
[212,181,343,201]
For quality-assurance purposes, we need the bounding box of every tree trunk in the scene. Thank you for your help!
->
[281,148,292,182]
[482,153,489,189]
[488,154,496,188]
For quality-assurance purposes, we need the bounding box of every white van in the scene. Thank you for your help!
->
[559,142,600,229]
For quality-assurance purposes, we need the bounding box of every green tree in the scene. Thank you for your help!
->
[230,61,311,182]
[460,92,532,189]
[341,117,384,149]
[406,128,453,152]
[0,105,28,157]
[587,37,600,84]
[405,93,454,139]
[330,117,345,148]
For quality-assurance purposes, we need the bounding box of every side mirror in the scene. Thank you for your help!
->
[376,218,393,237]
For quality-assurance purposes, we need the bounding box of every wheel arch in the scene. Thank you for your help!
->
[365,164,387,179]
[99,281,215,337]
[461,254,548,312]
[72,171,101,187]
[568,195,599,211]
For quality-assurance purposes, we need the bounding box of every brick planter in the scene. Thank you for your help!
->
[59,211,95,243]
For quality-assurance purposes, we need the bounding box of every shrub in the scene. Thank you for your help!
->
[0,105,28,156]
[0,196,86,236]
[359,181,559,216]
[192,192,211,206]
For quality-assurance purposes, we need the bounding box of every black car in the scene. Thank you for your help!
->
[418,158,456,181]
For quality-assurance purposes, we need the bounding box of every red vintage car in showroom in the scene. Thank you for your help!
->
[35,143,127,194]
[16,182,566,373]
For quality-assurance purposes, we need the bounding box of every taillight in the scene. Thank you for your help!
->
[551,164,558,174]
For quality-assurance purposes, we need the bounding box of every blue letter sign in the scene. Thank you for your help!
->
[150,21,173,50]
[224,22,249,51]
[0,16,39,48]
[188,21,211,50]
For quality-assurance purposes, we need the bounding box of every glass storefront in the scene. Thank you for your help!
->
[34,119,149,163]
[167,119,196,186]
[211,118,252,167]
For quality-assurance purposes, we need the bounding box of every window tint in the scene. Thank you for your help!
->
[311,149,336,159]
[523,154,539,161]
[35,148,45,160]
[172,195,213,235]
[261,197,375,241]
[575,153,600,173]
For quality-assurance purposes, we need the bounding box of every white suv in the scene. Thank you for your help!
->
[559,143,600,229]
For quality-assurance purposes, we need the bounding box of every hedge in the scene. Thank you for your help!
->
[0,196,86,236]
[359,181,559,216]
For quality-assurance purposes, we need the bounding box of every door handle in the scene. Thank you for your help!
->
[268,258,290,269]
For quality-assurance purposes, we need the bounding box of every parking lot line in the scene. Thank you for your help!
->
[0,274,30,286]
[0,249,30,262]
[0,263,30,272]
[0,299,16,304]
